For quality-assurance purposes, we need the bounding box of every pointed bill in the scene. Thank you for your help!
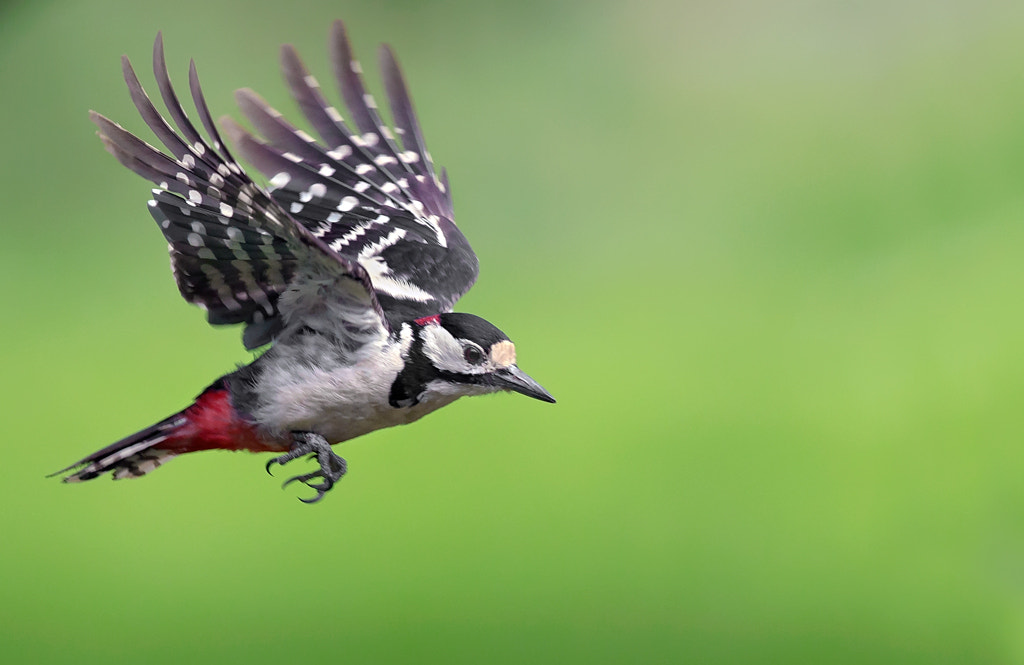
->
[495,366,555,403]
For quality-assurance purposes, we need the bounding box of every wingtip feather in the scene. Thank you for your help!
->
[218,114,247,147]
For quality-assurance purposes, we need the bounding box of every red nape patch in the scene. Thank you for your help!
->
[167,389,287,454]
[415,314,441,326]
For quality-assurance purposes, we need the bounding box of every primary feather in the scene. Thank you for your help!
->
[93,32,387,351]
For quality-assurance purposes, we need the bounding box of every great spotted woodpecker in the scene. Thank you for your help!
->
[54,21,554,502]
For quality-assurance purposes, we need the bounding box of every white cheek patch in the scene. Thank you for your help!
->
[420,324,474,373]
[489,341,516,367]
[421,325,516,375]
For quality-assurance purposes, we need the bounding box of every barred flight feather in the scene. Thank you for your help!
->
[93,32,388,350]
[228,20,478,323]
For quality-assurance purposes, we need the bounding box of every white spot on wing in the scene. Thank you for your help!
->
[231,259,273,310]
[327,145,352,161]
[299,182,327,203]
[330,219,375,250]
[199,264,242,310]
[362,256,433,302]
[358,227,404,259]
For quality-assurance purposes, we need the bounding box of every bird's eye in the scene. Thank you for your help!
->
[463,346,485,365]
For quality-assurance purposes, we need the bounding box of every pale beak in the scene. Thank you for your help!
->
[495,365,556,403]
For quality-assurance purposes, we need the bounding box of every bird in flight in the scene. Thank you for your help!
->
[54,21,555,502]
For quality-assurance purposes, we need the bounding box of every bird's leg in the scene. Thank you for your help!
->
[265,432,347,503]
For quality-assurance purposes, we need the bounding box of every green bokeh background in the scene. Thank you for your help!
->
[4,0,1024,662]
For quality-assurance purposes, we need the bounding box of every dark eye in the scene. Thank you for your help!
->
[463,346,485,364]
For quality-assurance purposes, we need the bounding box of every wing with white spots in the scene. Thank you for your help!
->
[94,34,387,350]
[226,20,479,327]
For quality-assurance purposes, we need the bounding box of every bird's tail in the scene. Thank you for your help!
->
[53,381,283,483]
[52,413,187,482]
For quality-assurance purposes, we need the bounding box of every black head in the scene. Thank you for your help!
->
[437,312,511,350]
[391,312,555,405]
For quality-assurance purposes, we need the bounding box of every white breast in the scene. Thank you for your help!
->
[249,326,461,444]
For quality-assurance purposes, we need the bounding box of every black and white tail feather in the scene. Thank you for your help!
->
[58,414,184,482]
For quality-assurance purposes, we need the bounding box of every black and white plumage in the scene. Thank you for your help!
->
[56,22,553,502]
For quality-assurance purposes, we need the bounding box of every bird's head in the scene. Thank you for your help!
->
[392,313,555,406]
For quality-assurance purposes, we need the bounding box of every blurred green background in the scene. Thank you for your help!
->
[3,0,1024,662]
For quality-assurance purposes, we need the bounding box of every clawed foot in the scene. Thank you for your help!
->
[265,432,347,503]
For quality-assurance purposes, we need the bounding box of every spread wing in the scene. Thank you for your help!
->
[94,34,388,350]
[225,20,479,328]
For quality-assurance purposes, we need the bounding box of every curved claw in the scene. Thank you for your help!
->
[282,473,332,503]
[265,432,347,503]
[281,471,322,488]
[280,473,305,487]
[298,491,328,504]
[282,471,334,496]
[303,480,334,493]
